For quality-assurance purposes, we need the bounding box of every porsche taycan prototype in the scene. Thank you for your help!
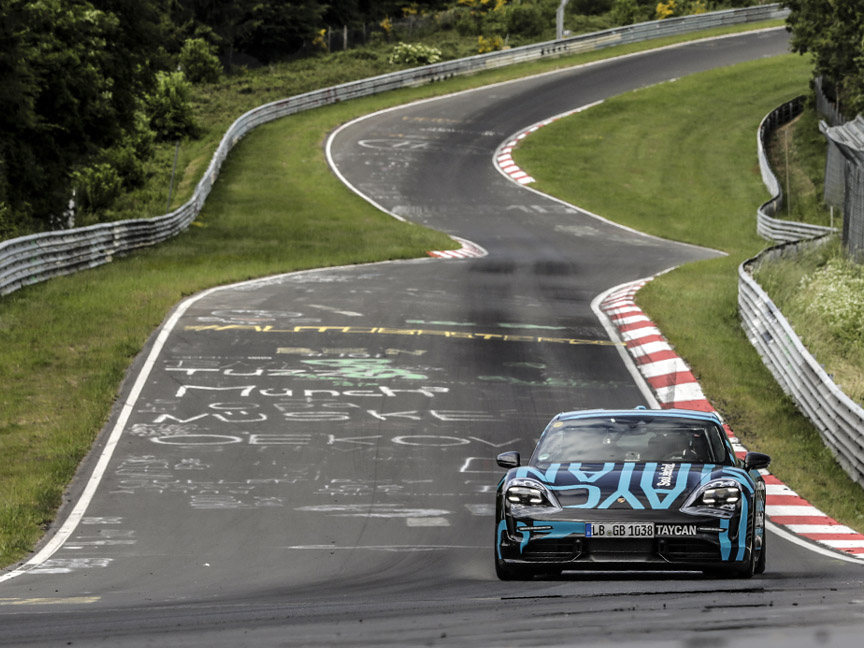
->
[495,408,770,579]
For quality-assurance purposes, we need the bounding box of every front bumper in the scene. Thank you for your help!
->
[496,511,752,570]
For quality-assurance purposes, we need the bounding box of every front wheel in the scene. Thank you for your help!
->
[754,523,767,575]
[494,546,534,580]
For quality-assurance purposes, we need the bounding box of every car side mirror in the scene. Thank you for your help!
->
[496,451,520,469]
[744,451,771,472]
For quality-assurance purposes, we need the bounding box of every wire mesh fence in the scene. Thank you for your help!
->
[845,163,864,258]
[815,77,864,259]
[820,114,864,260]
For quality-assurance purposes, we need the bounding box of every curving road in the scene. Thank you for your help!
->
[1,28,863,648]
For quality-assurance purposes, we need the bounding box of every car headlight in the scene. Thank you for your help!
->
[504,478,560,512]
[681,479,743,519]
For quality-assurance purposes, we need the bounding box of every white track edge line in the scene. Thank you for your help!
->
[0,259,436,583]
[0,283,220,583]
[766,521,864,566]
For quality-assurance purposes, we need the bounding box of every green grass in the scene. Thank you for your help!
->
[754,240,864,404]
[515,55,864,532]
[0,19,788,567]
[765,105,834,226]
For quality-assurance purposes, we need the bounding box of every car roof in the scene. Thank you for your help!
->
[551,408,723,425]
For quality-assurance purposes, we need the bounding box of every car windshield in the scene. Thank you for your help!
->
[531,415,732,465]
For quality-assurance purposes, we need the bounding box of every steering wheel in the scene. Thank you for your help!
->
[660,449,699,462]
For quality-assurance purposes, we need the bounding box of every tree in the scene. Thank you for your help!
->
[784,0,864,115]
[241,0,326,62]
[179,37,223,83]
[147,71,199,142]
[0,0,173,228]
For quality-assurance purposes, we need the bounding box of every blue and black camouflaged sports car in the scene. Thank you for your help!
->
[495,408,770,579]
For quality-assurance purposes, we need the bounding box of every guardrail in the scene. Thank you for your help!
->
[0,3,789,297]
[739,242,864,488]
[741,100,864,489]
[756,96,839,242]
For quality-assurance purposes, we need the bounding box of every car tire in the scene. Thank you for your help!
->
[732,518,758,579]
[494,551,533,580]
[754,523,767,575]
[703,518,758,579]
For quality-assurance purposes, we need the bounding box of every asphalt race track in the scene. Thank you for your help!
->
[2,28,863,648]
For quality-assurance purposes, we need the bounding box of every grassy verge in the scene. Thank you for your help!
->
[765,105,834,226]
[0,20,785,568]
[515,55,864,532]
[754,240,864,404]
[754,103,864,405]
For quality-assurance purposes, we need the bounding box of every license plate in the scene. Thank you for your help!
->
[587,522,655,538]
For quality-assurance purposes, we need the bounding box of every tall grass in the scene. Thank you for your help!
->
[765,106,833,226]
[754,240,864,404]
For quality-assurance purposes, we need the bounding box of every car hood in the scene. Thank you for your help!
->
[514,462,752,511]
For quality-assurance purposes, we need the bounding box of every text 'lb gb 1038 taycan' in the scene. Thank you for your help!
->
[494,408,770,579]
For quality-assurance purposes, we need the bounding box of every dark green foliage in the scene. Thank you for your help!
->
[73,163,124,214]
[610,0,653,25]
[147,71,199,142]
[0,0,779,237]
[507,2,547,38]
[0,0,172,229]
[573,0,614,15]
[784,0,864,115]
[179,37,223,83]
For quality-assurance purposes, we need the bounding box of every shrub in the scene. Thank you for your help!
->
[799,255,864,346]
[573,0,615,14]
[178,38,222,84]
[0,202,12,238]
[506,3,546,38]
[73,163,123,214]
[146,71,199,142]
[388,42,443,65]
[477,34,506,53]
[611,0,652,24]
[656,0,677,19]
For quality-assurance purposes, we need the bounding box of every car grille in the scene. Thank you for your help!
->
[522,537,583,561]
[658,538,720,562]
[585,538,654,555]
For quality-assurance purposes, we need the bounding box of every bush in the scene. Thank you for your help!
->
[572,0,615,14]
[178,38,222,84]
[799,255,864,346]
[388,42,443,65]
[611,0,652,25]
[0,202,13,239]
[454,9,480,36]
[506,3,546,38]
[477,34,506,53]
[73,163,123,214]
[146,71,199,142]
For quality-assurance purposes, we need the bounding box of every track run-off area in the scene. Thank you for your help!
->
[1,28,863,648]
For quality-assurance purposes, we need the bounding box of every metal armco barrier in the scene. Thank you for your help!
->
[741,101,864,489]
[0,4,788,297]
[756,96,839,243]
[740,243,864,488]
